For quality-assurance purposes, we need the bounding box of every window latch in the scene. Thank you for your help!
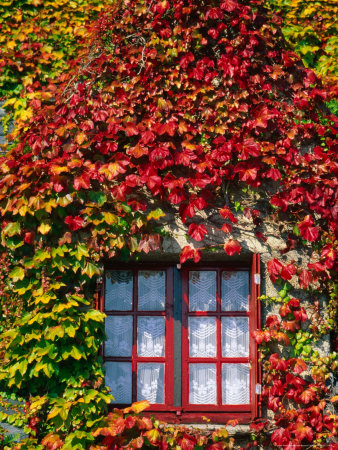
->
[254,274,260,285]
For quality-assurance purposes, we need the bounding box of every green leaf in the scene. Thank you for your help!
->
[71,244,89,261]
[3,221,21,236]
[88,191,107,206]
[9,266,25,281]
[82,262,101,278]
[84,310,105,323]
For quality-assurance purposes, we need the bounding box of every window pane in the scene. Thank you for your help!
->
[189,317,216,357]
[137,363,164,404]
[221,271,249,311]
[105,316,133,357]
[189,364,216,404]
[106,271,133,311]
[222,317,249,357]
[189,271,216,311]
[138,317,165,357]
[222,364,249,404]
[106,362,132,404]
[138,271,165,311]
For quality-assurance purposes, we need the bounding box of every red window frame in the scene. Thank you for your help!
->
[101,255,260,423]
[181,264,258,423]
[102,266,174,411]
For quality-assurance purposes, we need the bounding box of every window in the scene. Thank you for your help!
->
[101,256,260,423]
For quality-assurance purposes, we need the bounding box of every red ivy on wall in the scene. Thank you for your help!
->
[0,0,337,448]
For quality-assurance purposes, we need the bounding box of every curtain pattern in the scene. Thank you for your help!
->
[138,316,165,357]
[138,270,165,310]
[189,271,217,311]
[137,363,164,404]
[222,363,250,404]
[105,361,132,403]
[189,317,217,357]
[106,270,133,310]
[105,315,133,356]
[221,271,249,311]
[221,317,249,357]
[189,364,217,404]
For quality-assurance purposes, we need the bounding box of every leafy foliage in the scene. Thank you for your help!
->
[266,0,337,86]
[0,0,337,448]
[0,0,114,129]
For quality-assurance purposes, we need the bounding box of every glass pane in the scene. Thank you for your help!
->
[189,271,216,311]
[189,317,216,357]
[189,364,216,404]
[106,271,133,310]
[138,317,165,357]
[137,363,164,404]
[105,316,133,357]
[138,271,165,311]
[222,317,249,357]
[222,364,250,404]
[222,271,249,311]
[105,362,132,404]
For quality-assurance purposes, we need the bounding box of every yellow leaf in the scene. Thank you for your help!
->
[147,208,165,221]
[103,212,118,224]
[123,400,150,414]
[7,40,16,49]
[38,223,51,235]
[75,132,87,145]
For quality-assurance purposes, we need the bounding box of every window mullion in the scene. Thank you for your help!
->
[132,270,137,403]
[217,270,222,406]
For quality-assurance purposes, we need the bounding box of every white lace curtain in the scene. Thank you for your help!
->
[189,363,250,405]
[137,363,164,404]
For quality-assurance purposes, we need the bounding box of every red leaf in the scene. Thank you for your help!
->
[125,122,139,136]
[180,246,201,264]
[288,298,300,308]
[188,223,208,241]
[280,264,296,281]
[282,320,300,332]
[74,172,90,190]
[294,422,313,442]
[298,215,319,242]
[141,130,155,144]
[252,330,271,344]
[125,415,135,429]
[271,428,290,446]
[220,0,238,12]
[179,434,197,450]
[293,359,307,374]
[219,206,237,223]
[65,216,83,231]
[299,270,313,289]
[267,258,283,280]
[266,168,281,180]
[24,231,35,244]
[205,7,224,20]
[293,308,307,322]
[179,52,194,69]
[224,239,241,256]
[93,110,108,121]
[266,315,280,330]
[269,353,288,371]
[221,223,232,233]
[279,303,292,317]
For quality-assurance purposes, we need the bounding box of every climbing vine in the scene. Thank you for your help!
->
[0,0,114,131]
[266,0,337,87]
[0,0,337,448]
